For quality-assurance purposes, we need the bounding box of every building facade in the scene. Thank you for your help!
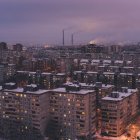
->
[47,84,96,140]
[101,88,138,137]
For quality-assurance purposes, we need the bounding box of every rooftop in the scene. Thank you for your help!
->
[120,73,133,75]
[56,73,66,76]
[103,60,111,63]
[42,72,52,75]
[17,71,28,73]
[86,71,98,74]
[3,88,49,95]
[5,82,16,86]
[103,72,115,75]
[51,87,94,95]
[114,60,123,63]
[102,89,137,101]
[91,59,100,63]
[64,82,114,89]
[80,59,89,63]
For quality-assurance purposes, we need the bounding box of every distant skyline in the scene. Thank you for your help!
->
[1,0,140,45]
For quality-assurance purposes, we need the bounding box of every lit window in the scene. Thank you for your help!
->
[64,114,66,117]
[5,92,8,95]
[82,112,85,115]
[59,94,62,97]
[16,94,19,96]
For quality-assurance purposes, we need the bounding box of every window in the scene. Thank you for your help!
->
[82,112,85,115]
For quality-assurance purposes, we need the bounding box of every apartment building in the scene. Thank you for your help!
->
[73,71,85,82]
[91,59,100,71]
[0,63,8,83]
[7,64,16,78]
[0,83,49,139]
[47,84,96,140]
[52,73,66,88]
[84,71,98,84]
[118,73,136,89]
[16,71,66,89]
[0,82,97,140]
[107,66,120,73]
[101,88,138,137]
[64,82,114,107]
[41,72,52,89]
[103,72,115,85]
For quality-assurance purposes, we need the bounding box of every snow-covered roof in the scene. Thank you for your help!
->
[56,73,66,76]
[91,59,100,63]
[126,61,132,64]
[51,87,94,95]
[114,60,123,64]
[103,60,111,64]
[42,72,52,75]
[80,59,89,63]
[103,72,115,75]
[3,87,49,95]
[102,89,137,101]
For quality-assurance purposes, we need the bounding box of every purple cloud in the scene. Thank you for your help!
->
[0,0,140,44]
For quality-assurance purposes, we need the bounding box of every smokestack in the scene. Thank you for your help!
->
[71,31,82,46]
[71,33,74,45]
[62,26,73,46]
[62,29,65,46]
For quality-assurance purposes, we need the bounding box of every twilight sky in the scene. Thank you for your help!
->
[0,0,140,45]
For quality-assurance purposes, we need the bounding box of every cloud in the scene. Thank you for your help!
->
[0,0,140,44]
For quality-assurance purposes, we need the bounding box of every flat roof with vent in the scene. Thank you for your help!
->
[102,89,137,101]
[114,60,123,64]
[91,59,100,63]
[3,88,49,95]
[51,87,94,95]
[3,84,49,95]
[64,82,114,89]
